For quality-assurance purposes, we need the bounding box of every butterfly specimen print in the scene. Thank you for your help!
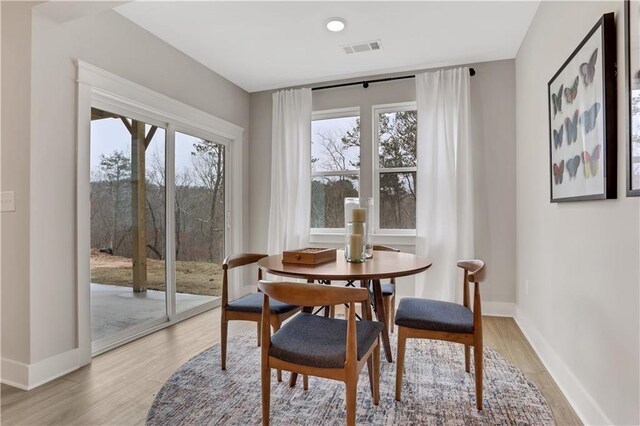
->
[547,13,616,201]
[551,84,564,117]
[566,155,581,178]
[580,48,598,87]
[564,110,579,145]
[582,144,602,177]
[580,102,601,134]
[553,160,565,185]
[564,76,579,104]
[553,124,564,149]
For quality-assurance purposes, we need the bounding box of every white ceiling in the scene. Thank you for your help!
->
[115,1,539,93]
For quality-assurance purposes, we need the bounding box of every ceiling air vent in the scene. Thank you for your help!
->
[342,40,382,55]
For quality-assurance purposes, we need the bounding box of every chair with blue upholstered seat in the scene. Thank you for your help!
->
[259,280,382,426]
[373,245,400,333]
[395,259,486,409]
[221,253,302,383]
[327,245,399,327]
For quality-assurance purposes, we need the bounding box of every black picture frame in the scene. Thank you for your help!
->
[625,1,640,196]
[547,12,617,203]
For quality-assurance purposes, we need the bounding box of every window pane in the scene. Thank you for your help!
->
[378,110,417,168]
[632,89,640,190]
[90,108,166,341]
[175,132,224,313]
[312,116,360,172]
[311,175,359,228]
[379,172,416,229]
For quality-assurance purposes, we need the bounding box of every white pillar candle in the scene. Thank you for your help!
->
[349,234,363,260]
[351,207,367,223]
[351,221,365,236]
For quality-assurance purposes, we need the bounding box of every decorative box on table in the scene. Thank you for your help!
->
[282,248,337,265]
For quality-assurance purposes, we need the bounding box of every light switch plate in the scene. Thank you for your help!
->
[1,191,15,212]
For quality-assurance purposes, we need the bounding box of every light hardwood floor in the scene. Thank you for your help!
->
[0,310,581,425]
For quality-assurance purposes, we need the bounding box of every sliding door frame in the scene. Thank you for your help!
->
[77,61,244,358]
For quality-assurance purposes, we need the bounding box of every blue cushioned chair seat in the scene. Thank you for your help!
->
[381,282,395,296]
[269,313,384,368]
[395,298,474,334]
[227,292,298,314]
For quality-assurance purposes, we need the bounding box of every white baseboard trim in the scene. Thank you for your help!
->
[482,301,515,317]
[1,348,90,390]
[28,348,88,390]
[514,307,611,426]
[1,357,29,390]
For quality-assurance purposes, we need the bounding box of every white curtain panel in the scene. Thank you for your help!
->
[267,88,312,255]
[415,67,474,302]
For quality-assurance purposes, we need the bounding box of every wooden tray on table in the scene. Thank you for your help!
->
[282,248,337,265]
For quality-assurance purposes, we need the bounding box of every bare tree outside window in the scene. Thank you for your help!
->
[311,115,360,228]
[89,110,226,304]
[89,109,169,340]
[94,150,131,252]
[174,133,226,311]
[377,109,417,229]
[310,107,417,231]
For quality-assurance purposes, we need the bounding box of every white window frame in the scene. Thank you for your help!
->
[310,106,361,235]
[77,61,244,357]
[372,102,417,236]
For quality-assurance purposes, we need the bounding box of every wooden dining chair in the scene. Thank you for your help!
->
[372,244,400,333]
[259,280,383,426]
[221,253,302,382]
[394,259,486,409]
[326,245,399,324]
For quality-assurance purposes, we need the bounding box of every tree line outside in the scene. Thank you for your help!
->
[90,124,225,297]
[311,110,417,229]
[91,109,417,296]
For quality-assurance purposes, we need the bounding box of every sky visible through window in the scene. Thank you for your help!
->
[312,116,359,173]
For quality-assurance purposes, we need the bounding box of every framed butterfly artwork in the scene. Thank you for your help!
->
[625,0,640,196]
[548,12,617,202]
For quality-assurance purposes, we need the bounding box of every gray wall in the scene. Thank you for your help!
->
[1,3,250,372]
[1,1,33,366]
[515,1,639,424]
[249,59,517,307]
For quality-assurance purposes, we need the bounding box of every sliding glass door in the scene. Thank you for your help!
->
[90,108,225,352]
[174,132,225,313]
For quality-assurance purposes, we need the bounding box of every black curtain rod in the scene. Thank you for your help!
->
[312,67,476,91]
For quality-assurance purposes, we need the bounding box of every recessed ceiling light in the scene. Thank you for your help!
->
[326,18,346,32]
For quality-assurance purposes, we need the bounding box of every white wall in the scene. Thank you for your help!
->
[1,4,250,387]
[248,60,517,311]
[515,2,640,424]
[1,2,33,376]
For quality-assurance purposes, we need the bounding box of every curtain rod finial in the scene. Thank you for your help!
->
[470,68,476,76]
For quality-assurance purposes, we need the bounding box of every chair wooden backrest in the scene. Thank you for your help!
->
[222,253,268,308]
[373,245,400,286]
[372,244,400,253]
[457,259,486,327]
[258,281,370,367]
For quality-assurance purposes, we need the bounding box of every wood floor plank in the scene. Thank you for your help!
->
[67,379,161,426]
[0,310,581,425]
[0,379,80,419]
[527,372,582,425]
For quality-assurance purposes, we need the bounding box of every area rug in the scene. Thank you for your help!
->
[147,333,555,425]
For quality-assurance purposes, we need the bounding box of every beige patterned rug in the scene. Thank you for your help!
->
[147,333,555,425]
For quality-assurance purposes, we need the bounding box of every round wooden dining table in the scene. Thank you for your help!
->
[257,249,432,363]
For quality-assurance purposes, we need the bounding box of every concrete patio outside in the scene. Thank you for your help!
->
[91,283,218,341]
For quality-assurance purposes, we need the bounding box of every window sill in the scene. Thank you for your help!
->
[309,232,416,247]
